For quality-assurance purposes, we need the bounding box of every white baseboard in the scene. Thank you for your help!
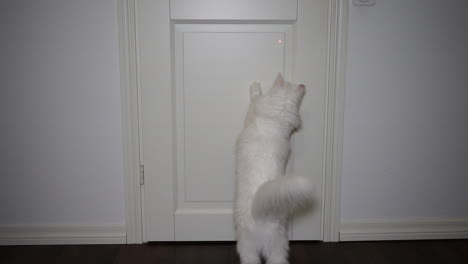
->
[0,224,126,245]
[340,219,468,241]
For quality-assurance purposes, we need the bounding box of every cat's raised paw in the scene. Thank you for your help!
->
[249,82,262,99]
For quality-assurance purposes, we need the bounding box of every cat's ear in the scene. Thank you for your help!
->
[273,72,285,88]
[249,82,262,100]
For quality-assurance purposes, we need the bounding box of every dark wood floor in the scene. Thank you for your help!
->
[1,240,467,264]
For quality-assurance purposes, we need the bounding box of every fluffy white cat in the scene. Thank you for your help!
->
[234,73,314,264]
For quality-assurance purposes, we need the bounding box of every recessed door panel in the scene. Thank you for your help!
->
[170,0,298,20]
[174,24,292,240]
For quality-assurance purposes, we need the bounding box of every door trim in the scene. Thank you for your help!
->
[117,0,143,244]
[117,0,349,243]
[322,0,348,242]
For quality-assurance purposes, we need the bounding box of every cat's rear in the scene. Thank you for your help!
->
[234,74,313,264]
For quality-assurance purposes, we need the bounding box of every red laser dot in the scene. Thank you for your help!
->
[277,39,283,44]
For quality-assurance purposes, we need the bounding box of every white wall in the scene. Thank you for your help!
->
[0,0,125,226]
[342,0,468,221]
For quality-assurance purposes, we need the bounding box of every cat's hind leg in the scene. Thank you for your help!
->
[237,230,261,264]
[261,224,289,264]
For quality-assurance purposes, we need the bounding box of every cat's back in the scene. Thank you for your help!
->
[235,123,288,184]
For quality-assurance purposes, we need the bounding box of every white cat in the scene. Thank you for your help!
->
[234,73,314,264]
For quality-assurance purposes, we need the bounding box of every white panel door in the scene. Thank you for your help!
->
[138,0,329,241]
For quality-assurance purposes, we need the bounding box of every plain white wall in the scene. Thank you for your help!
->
[342,0,468,221]
[0,0,125,225]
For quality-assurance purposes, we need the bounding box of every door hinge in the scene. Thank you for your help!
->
[139,165,145,185]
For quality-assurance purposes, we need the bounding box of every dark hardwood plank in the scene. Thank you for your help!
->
[0,245,65,264]
[114,244,175,264]
[1,240,467,264]
[290,242,347,263]
[58,245,120,264]
[171,242,238,264]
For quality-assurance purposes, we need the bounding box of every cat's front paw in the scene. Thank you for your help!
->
[249,82,262,99]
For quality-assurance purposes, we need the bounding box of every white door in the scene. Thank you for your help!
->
[138,0,330,241]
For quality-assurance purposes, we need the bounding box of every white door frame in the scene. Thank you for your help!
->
[117,0,348,244]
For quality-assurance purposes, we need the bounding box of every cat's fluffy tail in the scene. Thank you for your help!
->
[251,176,314,222]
